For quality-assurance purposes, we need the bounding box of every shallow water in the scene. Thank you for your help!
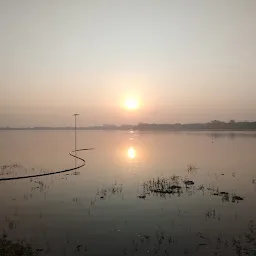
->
[0,130,256,255]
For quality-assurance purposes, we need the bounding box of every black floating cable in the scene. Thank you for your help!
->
[0,148,94,181]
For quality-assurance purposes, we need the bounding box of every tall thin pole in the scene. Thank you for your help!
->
[73,114,79,167]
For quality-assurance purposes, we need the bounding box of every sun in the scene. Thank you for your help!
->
[124,98,140,110]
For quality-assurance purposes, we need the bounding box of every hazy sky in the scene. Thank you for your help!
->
[0,0,255,127]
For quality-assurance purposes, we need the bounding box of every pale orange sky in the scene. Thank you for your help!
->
[0,0,255,127]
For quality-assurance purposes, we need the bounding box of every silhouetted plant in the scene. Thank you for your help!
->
[0,233,43,256]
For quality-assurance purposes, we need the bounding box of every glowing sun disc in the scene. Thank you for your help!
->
[124,98,139,110]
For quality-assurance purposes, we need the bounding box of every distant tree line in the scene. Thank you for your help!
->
[1,120,256,131]
[134,120,256,131]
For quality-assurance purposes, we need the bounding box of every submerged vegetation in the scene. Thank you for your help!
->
[141,176,184,197]
[187,164,198,174]
[0,233,43,256]
[96,182,123,200]
[0,160,253,255]
[139,173,245,204]
[123,221,256,256]
[0,164,52,181]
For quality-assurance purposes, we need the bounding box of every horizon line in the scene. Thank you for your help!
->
[1,120,256,130]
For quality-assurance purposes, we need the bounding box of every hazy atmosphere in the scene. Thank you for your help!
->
[1,0,255,126]
[1,2,256,256]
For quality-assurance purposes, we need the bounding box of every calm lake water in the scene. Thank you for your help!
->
[0,130,256,256]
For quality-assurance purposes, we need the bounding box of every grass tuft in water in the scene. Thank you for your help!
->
[0,233,43,256]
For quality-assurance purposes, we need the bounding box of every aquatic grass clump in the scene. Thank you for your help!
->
[137,195,146,199]
[0,164,22,176]
[232,195,244,203]
[141,175,245,204]
[123,230,174,255]
[183,180,195,186]
[88,182,124,214]
[0,233,43,256]
[142,176,184,197]
[209,187,244,203]
[123,221,256,256]
[187,164,198,173]
[198,184,204,191]
[96,182,123,200]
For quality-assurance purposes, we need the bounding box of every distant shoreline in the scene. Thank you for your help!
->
[1,121,256,131]
[1,129,256,132]
[1,128,256,132]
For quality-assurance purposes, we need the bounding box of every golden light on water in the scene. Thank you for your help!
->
[127,146,136,159]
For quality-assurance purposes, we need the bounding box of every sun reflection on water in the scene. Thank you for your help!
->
[127,146,136,159]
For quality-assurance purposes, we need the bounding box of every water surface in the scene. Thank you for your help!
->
[0,131,255,255]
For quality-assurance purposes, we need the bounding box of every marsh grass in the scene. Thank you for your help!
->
[0,233,43,256]
[187,164,198,174]
[96,182,123,200]
[0,164,52,182]
[140,175,245,205]
[142,176,184,197]
[123,221,256,256]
